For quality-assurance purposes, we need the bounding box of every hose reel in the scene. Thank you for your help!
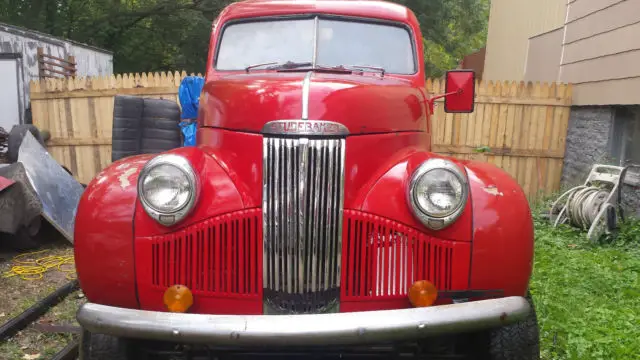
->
[549,164,639,242]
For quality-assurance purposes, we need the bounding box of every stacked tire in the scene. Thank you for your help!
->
[111,96,182,162]
[6,124,46,163]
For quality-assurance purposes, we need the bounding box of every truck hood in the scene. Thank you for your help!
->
[199,72,427,135]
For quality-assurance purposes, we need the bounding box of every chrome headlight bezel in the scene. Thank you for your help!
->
[137,154,199,226]
[407,158,468,230]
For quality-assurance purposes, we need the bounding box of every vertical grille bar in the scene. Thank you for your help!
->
[341,210,459,300]
[297,139,308,294]
[263,137,345,314]
[150,210,260,297]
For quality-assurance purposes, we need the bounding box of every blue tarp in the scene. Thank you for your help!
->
[178,76,205,146]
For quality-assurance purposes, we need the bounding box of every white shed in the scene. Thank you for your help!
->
[0,22,113,132]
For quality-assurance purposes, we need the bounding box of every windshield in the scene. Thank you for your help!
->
[215,17,416,75]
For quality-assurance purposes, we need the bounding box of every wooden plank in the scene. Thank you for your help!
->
[534,83,552,197]
[46,138,112,146]
[40,52,77,65]
[463,88,475,147]
[433,79,446,146]
[487,82,501,166]
[502,81,519,179]
[510,82,526,187]
[68,56,76,76]
[37,48,45,78]
[495,81,511,168]
[40,66,74,77]
[30,86,180,100]
[472,81,486,148]
[516,82,533,191]
[452,113,462,145]
[521,83,538,198]
[431,145,565,159]
[38,59,76,72]
[95,80,114,171]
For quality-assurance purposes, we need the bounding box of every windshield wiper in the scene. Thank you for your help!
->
[245,61,312,73]
[332,65,386,77]
[245,62,386,77]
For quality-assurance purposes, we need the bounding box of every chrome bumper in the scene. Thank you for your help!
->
[76,296,530,346]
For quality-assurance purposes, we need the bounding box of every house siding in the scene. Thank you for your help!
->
[561,50,640,84]
[569,79,640,106]
[559,0,640,105]
[562,21,640,65]
[564,0,637,44]
[524,28,563,82]
[566,0,622,23]
[483,0,567,81]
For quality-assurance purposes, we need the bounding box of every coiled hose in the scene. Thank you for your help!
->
[550,185,610,230]
[2,249,76,281]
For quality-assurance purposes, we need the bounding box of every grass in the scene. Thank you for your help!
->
[0,242,85,360]
[531,212,640,360]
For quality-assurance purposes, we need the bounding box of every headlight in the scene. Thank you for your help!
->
[407,158,468,230]
[138,154,199,226]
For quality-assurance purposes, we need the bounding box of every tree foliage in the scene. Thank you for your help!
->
[0,0,488,76]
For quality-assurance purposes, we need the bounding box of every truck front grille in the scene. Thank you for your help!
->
[150,209,262,297]
[262,137,346,314]
[341,211,463,300]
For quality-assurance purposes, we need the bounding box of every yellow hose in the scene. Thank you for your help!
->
[2,249,76,281]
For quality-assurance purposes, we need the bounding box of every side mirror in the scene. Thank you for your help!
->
[444,70,475,113]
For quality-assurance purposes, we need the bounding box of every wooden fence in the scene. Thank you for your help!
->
[428,79,571,199]
[30,72,572,198]
[30,71,198,184]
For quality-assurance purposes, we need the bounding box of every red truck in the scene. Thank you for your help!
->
[74,1,538,359]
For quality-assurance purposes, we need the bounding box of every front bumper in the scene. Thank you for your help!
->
[76,296,530,346]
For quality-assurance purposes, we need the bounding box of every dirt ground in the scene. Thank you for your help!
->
[0,240,85,360]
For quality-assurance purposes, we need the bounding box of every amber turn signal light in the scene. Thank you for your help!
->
[163,284,193,313]
[408,280,438,307]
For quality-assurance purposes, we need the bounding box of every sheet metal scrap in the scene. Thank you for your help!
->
[17,132,85,243]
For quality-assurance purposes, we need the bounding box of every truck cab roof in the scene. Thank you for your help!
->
[219,0,417,24]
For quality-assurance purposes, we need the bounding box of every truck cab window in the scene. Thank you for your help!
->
[216,19,315,70]
[215,17,416,75]
[316,19,415,74]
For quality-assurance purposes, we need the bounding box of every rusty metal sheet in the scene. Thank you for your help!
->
[17,132,84,243]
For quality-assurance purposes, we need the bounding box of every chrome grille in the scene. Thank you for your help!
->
[263,137,345,314]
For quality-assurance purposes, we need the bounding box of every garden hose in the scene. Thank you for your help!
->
[550,186,611,228]
[2,249,76,281]
[565,186,609,230]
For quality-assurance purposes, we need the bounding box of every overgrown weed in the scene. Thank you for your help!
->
[531,194,640,360]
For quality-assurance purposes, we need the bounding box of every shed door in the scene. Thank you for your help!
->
[0,57,21,131]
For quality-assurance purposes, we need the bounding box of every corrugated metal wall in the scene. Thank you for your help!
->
[483,0,567,81]
[0,22,113,123]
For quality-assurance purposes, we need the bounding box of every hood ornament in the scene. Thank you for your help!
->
[262,120,349,136]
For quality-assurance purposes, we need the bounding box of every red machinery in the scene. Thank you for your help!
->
[75,1,538,359]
